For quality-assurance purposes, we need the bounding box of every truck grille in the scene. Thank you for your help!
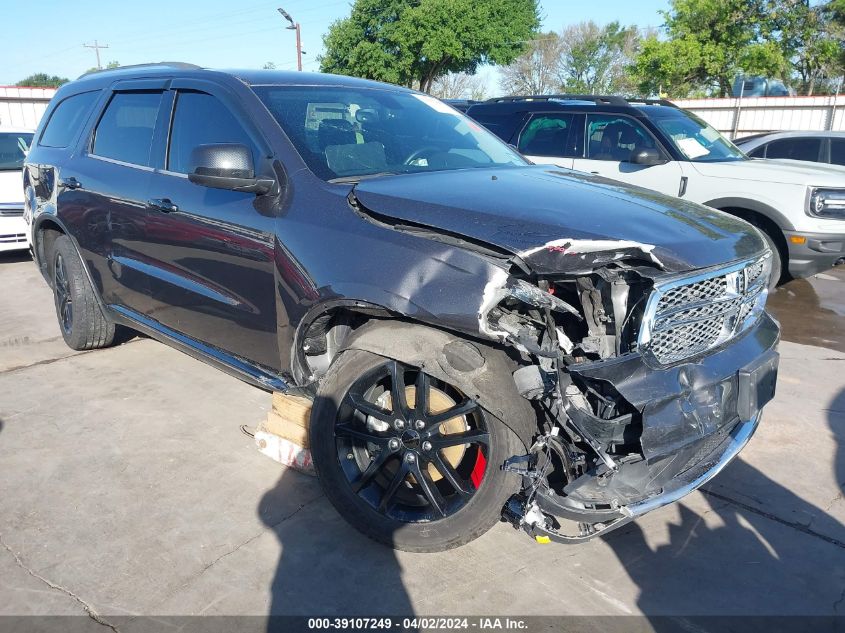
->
[639,254,772,364]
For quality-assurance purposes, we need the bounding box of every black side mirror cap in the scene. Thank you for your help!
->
[187,143,274,195]
[630,148,668,166]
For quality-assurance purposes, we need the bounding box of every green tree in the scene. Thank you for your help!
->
[15,73,69,88]
[320,0,539,91]
[558,21,640,94]
[631,0,784,97]
[85,60,121,74]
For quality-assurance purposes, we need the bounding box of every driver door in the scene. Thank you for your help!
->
[572,113,684,197]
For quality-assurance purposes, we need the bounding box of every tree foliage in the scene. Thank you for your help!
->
[15,73,69,88]
[499,22,639,96]
[631,0,845,97]
[320,0,539,92]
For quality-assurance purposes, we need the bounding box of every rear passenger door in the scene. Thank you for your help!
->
[515,112,580,168]
[72,83,166,313]
[142,82,280,370]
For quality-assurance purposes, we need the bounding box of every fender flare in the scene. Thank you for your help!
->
[704,196,795,231]
[32,213,111,317]
[340,319,538,449]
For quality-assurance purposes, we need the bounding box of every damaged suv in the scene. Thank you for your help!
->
[25,65,779,551]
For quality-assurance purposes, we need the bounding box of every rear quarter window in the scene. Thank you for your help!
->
[39,91,100,148]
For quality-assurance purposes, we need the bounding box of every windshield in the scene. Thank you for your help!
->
[252,85,527,181]
[0,132,33,171]
[649,109,746,162]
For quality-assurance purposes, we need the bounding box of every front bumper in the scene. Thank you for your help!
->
[785,230,845,277]
[515,312,780,543]
[0,211,28,252]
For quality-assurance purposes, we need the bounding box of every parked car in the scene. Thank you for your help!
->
[25,65,779,551]
[466,95,845,286]
[736,131,845,168]
[442,98,482,112]
[0,127,34,253]
[731,76,794,97]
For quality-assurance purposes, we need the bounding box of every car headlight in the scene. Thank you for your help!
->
[807,187,845,219]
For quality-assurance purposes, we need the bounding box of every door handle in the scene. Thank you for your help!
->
[147,198,179,213]
[59,176,82,190]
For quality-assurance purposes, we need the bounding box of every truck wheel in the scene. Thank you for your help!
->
[310,349,522,552]
[51,235,116,350]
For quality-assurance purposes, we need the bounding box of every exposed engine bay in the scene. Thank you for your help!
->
[478,246,778,543]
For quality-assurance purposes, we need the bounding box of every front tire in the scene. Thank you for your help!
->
[310,349,522,552]
[51,235,116,350]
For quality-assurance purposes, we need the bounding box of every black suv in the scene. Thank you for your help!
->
[24,65,779,551]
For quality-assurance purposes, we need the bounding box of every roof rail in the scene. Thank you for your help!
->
[78,62,203,79]
[484,94,678,108]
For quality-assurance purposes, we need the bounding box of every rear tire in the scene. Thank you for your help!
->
[51,235,116,350]
[310,349,522,552]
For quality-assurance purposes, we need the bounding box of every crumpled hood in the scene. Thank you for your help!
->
[352,166,766,274]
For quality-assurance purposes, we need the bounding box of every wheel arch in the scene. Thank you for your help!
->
[335,319,538,450]
[709,203,790,269]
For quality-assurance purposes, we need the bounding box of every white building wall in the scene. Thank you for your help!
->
[0,86,57,130]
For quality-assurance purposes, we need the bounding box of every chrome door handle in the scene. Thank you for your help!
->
[147,198,179,213]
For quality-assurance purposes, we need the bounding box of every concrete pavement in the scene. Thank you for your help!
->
[1,251,843,624]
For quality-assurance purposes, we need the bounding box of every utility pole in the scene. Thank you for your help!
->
[83,40,109,70]
[277,8,303,71]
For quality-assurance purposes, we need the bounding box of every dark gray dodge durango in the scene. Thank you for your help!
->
[23,64,779,551]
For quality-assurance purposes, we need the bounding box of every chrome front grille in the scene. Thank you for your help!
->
[639,254,772,364]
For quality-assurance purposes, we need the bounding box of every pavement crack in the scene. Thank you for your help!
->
[142,493,324,615]
[0,533,119,632]
[701,490,845,550]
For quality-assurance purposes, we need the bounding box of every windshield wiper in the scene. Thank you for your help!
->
[328,171,402,184]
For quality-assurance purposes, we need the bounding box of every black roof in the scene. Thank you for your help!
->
[73,63,414,93]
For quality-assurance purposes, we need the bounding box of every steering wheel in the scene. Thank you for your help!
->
[403,146,441,166]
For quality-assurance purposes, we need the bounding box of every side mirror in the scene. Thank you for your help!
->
[630,148,667,166]
[187,143,274,194]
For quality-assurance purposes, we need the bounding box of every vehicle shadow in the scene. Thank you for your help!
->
[259,395,415,630]
[0,251,31,265]
[603,389,845,622]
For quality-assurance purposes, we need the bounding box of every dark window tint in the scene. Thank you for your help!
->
[830,139,845,166]
[0,132,33,171]
[93,91,162,166]
[518,113,575,157]
[40,91,100,148]
[167,91,254,174]
[585,113,658,161]
[765,137,822,162]
[747,145,766,158]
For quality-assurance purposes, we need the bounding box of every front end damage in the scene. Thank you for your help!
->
[485,240,780,543]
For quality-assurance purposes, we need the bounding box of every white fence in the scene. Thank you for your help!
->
[673,95,845,139]
[0,86,56,130]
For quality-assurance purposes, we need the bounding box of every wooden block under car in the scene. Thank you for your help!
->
[255,393,316,476]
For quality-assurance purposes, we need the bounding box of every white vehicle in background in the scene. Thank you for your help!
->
[466,96,845,287]
[0,127,34,253]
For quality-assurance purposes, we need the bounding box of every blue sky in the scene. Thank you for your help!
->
[2,0,669,90]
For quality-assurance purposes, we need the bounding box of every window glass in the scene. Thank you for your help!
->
[765,138,822,162]
[648,108,745,162]
[747,145,766,158]
[585,114,657,161]
[167,91,255,174]
[40,91,99,148]
[0,132,34,171]
[518,113,575,157]
[93,91,162,166]
[252,86,526,181]
[830,139,845,166]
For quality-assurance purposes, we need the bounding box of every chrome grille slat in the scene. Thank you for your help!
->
[639,254,771,364]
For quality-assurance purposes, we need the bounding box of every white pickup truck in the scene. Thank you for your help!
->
[466,96,845,286]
